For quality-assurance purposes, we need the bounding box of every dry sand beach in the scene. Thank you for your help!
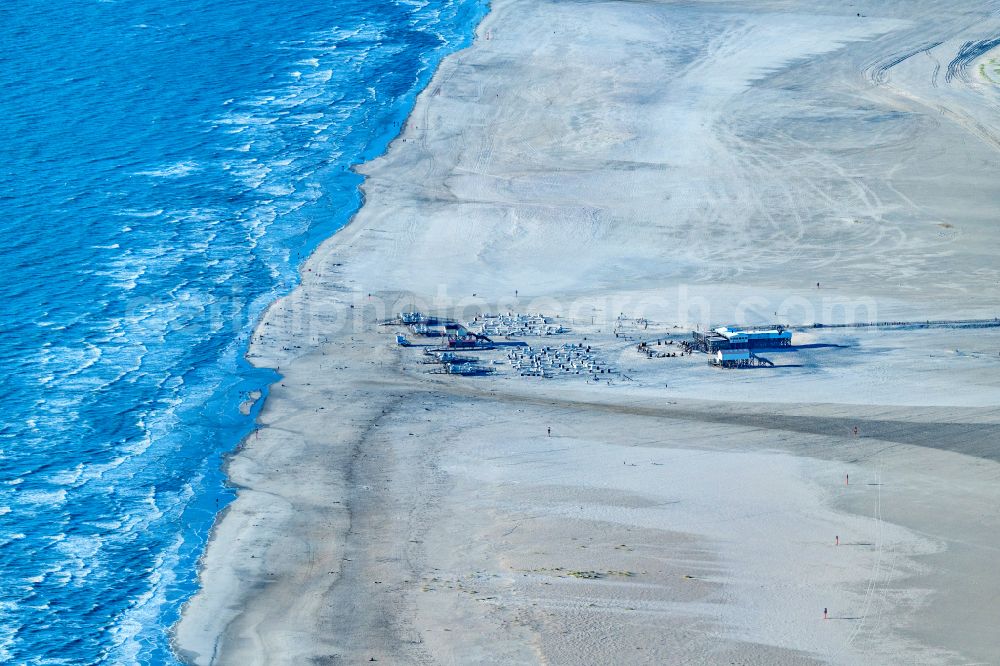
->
[175,1,1000,663]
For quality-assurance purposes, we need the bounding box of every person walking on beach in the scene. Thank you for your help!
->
[547,427,551,437]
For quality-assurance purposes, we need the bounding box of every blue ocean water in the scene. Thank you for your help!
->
[0,0,486,663]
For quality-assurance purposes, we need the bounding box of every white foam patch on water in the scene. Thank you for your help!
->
[217,113,279,125]
[88,340,146,391]
[118,434,151,464]
[79,456,129,482]
[287,113,325,127]
[307,69,332,83]
[66,343,102,376]
[104,254,148,291]
[134,161,201,178]
[116,208,164,218]
[231,162,271,189]
[17,489,67,507]
[259,183,296,197]
[32,342,111,398]
[48,464,84,487]
[54,534,103,585]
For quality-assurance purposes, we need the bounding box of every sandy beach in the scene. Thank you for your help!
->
[175,1,1000,663]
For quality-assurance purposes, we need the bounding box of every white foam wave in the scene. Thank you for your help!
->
[66,342,102,377]
[55,534,102,560]
[17,488,67,506]
[48,464,84,486]
[116,208,164,218]
[232,162,271,189]
[78,455,129,482]
[218,113,279,126]
[134,161,201,178]
[259,183,295,197]
[106,258,147,291]
[54,534,103,585]
[288,112,325,125]
[306,69,333,83]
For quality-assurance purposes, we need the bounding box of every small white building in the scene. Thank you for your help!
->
[712,349,751,367]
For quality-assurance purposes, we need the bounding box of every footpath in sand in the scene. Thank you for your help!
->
[175,1,1000,664]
